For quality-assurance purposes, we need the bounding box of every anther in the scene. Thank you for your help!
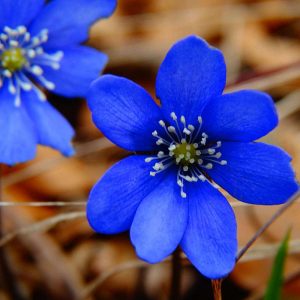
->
[171,112,177,120]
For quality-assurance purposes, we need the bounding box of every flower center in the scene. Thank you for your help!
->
[1,48,26,72]
[173,142,198,165]
[145,112,227,198]
[0,26,63,106]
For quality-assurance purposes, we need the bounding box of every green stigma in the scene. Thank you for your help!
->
[1,48,26,72]
[173,142,198,165]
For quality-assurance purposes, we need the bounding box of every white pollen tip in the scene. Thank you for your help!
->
[157,151,165,157]
[186,176,193,182]
[168,126,176,133]
[183,166,189,172]
[196,150,201,156]
[170,112,177,120]
[180,116,185,123]
[217,141,222,147]
[208,148,215,155]
[153,163,161,171]
[181,191,187,198]
[9,40,18,47]
[221,160,227,165]
[186,145,191,150]
[145,158,152,163]
[18,26,27,34]
[193,143,199,149]
[159,120,165,127]
[3,70,12,77]
[152,130,158,137]
[169,144,176,151]
[215,152,222,158]
[150,172,156,176]
[189,158,195,163]
[198,159,203,165]
[188,125,195,131]
[177,180,183,187]
[183,128,191,135]
[206,163,213,169]
[199,175,206,182]
[31,65,43,76]
[198,116,203,123]
[45,82,55,90]
[181,138,186,143]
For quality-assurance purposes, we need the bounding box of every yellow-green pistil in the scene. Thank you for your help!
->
[1,48,26,72]
[173,142,198,165]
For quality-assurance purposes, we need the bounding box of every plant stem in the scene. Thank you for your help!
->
[212,279,223,300]
[169,248,181,300]
[236,190,300,262]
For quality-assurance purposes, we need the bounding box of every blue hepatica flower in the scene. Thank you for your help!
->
[87,36,298,279]
[0,0,117,165]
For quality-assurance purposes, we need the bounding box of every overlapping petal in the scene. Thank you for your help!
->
[0,85,37,165]
[24,91,74,157]
[201,90,278,142]
[0,0,44,29]
[29,0,117,48]
[88,75,163,151]
[207,142,299,205]
[156,35,226,125]
[181,181,237,279]
[87,155,169,234]
[130,171,188,263]
[40,46,107,98]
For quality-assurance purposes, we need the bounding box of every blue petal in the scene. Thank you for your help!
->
[0,0,44,29]
[201,90,278,142]
[88,75,163,151]
[181,181,237,279]
[207,142,299,205]
[41,46,107,98]
[29,0,117,48]
[87,155,167,234]
[23,91,75,157]
[156,35,226,125]
[0,84,37,165]
[130,171,188,263]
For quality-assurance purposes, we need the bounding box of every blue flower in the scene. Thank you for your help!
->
[0,0,117,165]
[86,36,298,279]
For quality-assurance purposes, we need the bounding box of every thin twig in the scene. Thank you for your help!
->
[0,211,86,248]
[236,190,300,262]
[0,201,86,207]
[211,279,223,300]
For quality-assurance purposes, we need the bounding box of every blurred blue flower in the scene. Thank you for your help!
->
[0,0,117,164]
[87,36,298,279]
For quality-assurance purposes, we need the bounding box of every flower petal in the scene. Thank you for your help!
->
[41,46,107,98]
[207,142,299,205]
[88,75,163,151]
[201,90,278,142]
[156,35,226,125]
[130,171,188,263]
[0,85,37,165]
[87,155,167,234]
[23,91,75,157]
[181,181,237,279]
[0,0,44,29]
[29,0,117,48]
